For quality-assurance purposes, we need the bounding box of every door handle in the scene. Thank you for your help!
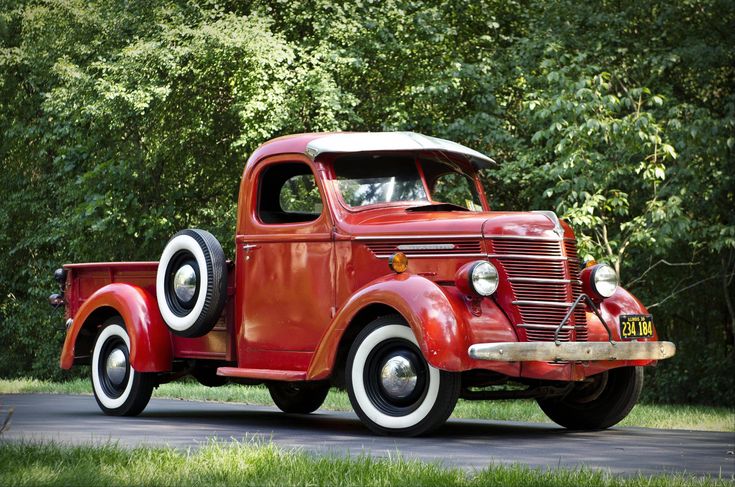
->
[242,244,259,252]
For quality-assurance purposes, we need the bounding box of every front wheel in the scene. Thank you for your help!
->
[346,316,460,436]
[91,319,155,416]
[537,366,643,430]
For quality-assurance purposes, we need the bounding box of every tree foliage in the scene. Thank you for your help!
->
[1,0,733,405]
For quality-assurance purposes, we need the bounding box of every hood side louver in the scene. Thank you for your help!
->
[364,239,483,258]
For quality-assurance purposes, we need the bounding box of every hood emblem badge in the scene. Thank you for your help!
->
[397,243,456,251]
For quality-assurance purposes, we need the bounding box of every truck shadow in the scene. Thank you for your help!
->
[135,406,603,441]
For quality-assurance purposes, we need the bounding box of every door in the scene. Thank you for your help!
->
[237,159,334,372]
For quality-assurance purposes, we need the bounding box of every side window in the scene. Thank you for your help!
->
[258,163,323,224]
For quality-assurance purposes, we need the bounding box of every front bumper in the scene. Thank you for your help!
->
[468,340,676,362]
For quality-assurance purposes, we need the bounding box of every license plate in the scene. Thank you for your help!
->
[619,314,654,340]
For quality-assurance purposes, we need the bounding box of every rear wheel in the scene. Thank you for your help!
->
[268,381,330,414]
[346,315,460,436]
[192,365,228,387]
[537,366,643,430]
[91,318,155,416]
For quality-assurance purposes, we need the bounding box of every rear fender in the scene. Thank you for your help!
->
[60,283,173,372]
[308,273,469,380]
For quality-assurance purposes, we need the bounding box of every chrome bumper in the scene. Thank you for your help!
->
[468,341,676,362]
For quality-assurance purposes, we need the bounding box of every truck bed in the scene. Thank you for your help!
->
[64,262,234,362]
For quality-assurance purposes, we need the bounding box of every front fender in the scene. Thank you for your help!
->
[308,273,469,380]
[584,286,659,342]
[60,283,173,372]
[572,286,660,377]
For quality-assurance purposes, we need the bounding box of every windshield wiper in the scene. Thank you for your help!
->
[406,203,470,212]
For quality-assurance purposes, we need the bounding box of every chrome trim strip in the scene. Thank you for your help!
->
[468,341,677,362]
[356,234,483,240]
[532,210,564,237]
[485,235,571,242]
[512,300,583,307]
[509,277,581,284]
[397,243,456,251]
[488,254,567,261]
[374,253,486,259]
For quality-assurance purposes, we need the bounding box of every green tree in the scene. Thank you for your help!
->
[1,0,732,404]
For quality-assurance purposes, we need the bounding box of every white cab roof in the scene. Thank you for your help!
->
[304,132,495,168]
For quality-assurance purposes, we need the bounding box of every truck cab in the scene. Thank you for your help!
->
[55,132,675,436]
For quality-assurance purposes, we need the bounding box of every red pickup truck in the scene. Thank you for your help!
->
[52,132,675,436]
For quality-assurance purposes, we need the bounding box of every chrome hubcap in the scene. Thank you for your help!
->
[379,355,418,399]
[173,264,197,303]
[105,347,127,386]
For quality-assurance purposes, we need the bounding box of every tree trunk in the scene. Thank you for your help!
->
[722,257,735,348]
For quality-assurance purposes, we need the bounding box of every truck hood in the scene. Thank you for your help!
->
[341,209,574,241]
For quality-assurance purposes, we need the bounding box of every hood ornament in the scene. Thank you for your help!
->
[532,210,564,237]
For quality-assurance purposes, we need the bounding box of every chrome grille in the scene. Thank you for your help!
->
[492,239,562,256]
[510,280,568,301]
[499,259,567,279]
[489,237,586,342]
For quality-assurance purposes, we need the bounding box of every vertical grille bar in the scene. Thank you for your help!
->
[565,240,587,341]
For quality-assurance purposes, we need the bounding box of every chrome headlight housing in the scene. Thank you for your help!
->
[591,264,618,298]
[470,261,499,296]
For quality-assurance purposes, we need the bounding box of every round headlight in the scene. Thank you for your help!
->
[471,261,499,296]
[592,264,618,298]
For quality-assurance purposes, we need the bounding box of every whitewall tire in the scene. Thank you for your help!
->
[346,316,461,436]
[91,319,154,416]
[156,229,227,337]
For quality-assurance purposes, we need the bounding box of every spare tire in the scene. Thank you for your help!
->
[156,229,227,337]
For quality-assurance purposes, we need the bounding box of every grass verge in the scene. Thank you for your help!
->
[1,378,733,432]
[0,440,730,487]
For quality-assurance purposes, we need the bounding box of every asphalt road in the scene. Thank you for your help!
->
[1,393,733,477]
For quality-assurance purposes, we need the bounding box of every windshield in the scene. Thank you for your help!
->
[334,155,427,207]
[333,154,483,211]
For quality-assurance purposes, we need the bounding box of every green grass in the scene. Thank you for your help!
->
[1,378,733,432]
[0,441,730,487]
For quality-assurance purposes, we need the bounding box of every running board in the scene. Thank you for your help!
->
[217,367,307,381]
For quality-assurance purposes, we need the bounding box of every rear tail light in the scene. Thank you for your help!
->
[49,267,67,308]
